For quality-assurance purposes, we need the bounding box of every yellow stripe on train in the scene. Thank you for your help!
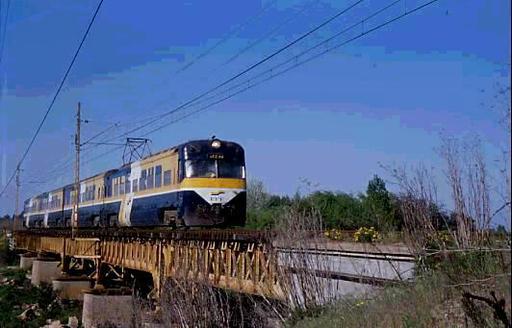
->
[180,178,246,189]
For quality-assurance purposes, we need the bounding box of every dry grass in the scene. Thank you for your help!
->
[142,206,383,327]
[128,205,510,328]
[292,261,511,328]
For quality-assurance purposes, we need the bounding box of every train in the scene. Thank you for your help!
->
[23,139,246,229]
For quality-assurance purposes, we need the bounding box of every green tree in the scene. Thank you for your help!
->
[307,191,367,229]
[364,175,397,231]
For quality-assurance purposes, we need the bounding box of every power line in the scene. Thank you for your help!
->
[80,122,119,146]
[0,0,104,198]
[21,0,442,194]
[39,0,434,175]
[25,110,169,181]
[93,0,392,144]
[68,0,442,174]
[176,0,277,74]
[129,0,442,140]
[190,0,406,110]
[80,0,365,148]
[0,0,11,66]
[222,0,320,67]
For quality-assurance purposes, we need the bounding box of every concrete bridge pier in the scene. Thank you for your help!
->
[31,258,62,286]
[19,253,37,271]
[52,276,93,300]
[82,289,135,328]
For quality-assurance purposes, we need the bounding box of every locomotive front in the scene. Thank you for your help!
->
[179,139,246,227]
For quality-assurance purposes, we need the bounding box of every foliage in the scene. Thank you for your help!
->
[424,230,456,250]
[291,250,511,328]
[306,191,369,229]
[323,228,349,241]
[0,235,16,267]
[0,268,81,328]
[363,175,397,231]
[246,175,404,231]
[353,227,380,243]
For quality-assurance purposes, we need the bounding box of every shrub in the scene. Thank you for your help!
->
[353,227,380,243]
[324,228,345,241]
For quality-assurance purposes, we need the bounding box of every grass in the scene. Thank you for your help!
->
[290,250,511,328]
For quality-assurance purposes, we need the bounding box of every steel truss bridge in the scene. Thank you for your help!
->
[13,229,283,299]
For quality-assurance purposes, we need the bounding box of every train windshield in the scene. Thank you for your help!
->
[185,160,245,179]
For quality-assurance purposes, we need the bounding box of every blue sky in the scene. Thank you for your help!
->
[0,0,510,221]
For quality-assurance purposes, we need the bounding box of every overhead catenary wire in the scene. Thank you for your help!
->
[29,109,171,178]
[222,0,320,67]
[123,0,442,140]
[176,0,277,74]
[22,0,442,194]
[0,0,11,66]
[23,106,180,182]
[180,0,406,111]
[79,0,365,148]
[93,0,411,144]
[0,0,104,198]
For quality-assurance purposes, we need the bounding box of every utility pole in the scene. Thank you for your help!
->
[72,102,81,239]
[13,165,20,232]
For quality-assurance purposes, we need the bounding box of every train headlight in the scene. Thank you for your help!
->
[211,140,221,148]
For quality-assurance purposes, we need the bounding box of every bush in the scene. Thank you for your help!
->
[353,227,380,243]
[324,229,346,241]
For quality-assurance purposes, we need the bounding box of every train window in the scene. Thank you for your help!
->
[163,170,172,185]
[185,160,217,178]
[120,177,125,195]
[114,179,119,197]
[155,165,162,188]
[218,162,245,179]
[140,170,147,191]
[139,177,146,191]
[125,180,131,194]
[132,179,138,192]
[147,167,154,189]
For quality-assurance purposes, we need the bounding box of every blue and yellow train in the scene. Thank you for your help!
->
[23,139,246,228]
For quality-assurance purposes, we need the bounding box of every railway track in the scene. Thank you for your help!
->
[14,227,270,243]
[276,247,415,262]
